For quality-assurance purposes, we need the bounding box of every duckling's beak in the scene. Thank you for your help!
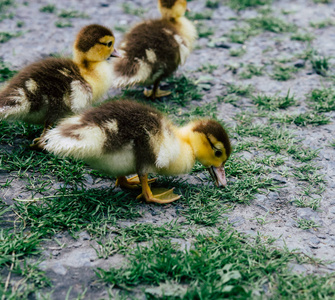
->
[110,48,122,58]
[208,166,227,187]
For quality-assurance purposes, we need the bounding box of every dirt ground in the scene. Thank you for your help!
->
[1,0,335,299]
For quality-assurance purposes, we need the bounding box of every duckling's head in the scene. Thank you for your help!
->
[73,24,121,64]
[189,119,231,186]
[158,0,188,20]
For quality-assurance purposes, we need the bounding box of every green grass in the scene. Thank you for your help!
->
[253,91,297,110]
[247,14,297,33]
[227,83,254,96]
[310,53,330,76]
[197,63,218,74]
[186,10,213,20]
[206,0,220,8]
[54,20,72,28]
[39,4,56,13]
[0,31,21,43]
[307,87,335,112]
[271,64,298,81]
[0,58,17,82]
[196,22,215,38]
[97,228,335,298]
[291,31,315,42]
[122,3,147,16]
[226,0,272,10]
[58,9,89,19]
[270,112,331,126]
[0,0,14,22]
[0,226,51,298]
[229,47,246,57]
[227,25,261,44]
[13,189,141,237]
[296,218,320,230]
[310,18,334,29]
[293,196,321,210]
[239,63,264,79]
[113,24,129,33]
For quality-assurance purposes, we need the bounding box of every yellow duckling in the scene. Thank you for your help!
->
[0,24,121,149]
[110,0,197,99]
[42,100,231,204]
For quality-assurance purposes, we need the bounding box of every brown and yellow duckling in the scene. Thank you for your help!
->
[42,100,231,204]
[110,0,197,99]
[0,24,121,149]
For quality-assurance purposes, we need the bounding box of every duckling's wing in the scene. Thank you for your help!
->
[43,115,105,159]
[110,20,182,88]
[0,58,92,123]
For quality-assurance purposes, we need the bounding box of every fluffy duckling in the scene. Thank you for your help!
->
[0,24,121,149]
[42,100,231,204]
[110,0,197,99]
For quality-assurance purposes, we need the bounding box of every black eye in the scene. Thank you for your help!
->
[215,149,222,157]
[107,41,113,47]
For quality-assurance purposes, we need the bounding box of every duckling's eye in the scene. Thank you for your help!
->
[107,41,113,47]
[214,149,222,157]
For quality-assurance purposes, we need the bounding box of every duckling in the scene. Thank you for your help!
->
[0,24,121,149]
[110,0,197,99]
[42,100,231,204]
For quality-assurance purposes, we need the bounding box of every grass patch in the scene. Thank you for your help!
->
[122,3,147,16]
[307,87,335,112]
[0,0,14,22]
[0,31,21,43]
[206,0,220,8]
[39,4,56,13]
[293,196,321,210]
[114,24,129,33]
[310,53,330,76]
[58,9,89,19]
[270,112,330,126]
[227,83,254,97]
[296,218,320,230]
[226,0,272,10]
[0,227,51,298]
[247,14,297,33]
[54,20,72,28]
[239,63,264,79]
[186,10,213,20]
[228,25,260,44]
[196,22,215,38]
[97,228,334,298]
[13,188,141,237]
[197,63,218,74]
[271,64,298,81]
[310,18,334,29]
[0,58,16,82]
[229,47,246,57]
[291,31,315,42]
[253,91,297,110]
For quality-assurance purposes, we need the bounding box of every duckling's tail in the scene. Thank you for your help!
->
[0,88,31,120]
[109,55,153,88]
[42,115,105,159]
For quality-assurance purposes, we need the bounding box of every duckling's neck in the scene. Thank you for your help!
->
[165,16,197,49]
[73,54,112,101]
[158,124,196,175]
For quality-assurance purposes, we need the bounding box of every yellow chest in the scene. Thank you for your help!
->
[81,61,113,101]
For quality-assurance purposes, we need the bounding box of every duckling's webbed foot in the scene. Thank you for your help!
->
[136,174,180,204]
[30,136,47,151]
[116,175,156,190]
[30,122,52,151]
[143,88,172,99]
